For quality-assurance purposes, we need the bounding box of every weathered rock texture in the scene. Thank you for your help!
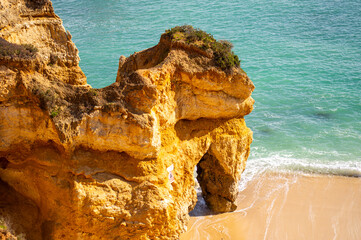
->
[0,1,254,239]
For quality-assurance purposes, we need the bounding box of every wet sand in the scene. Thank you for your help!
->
[181,172,361,240]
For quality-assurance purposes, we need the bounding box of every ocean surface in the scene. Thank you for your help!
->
[52,0,361,181]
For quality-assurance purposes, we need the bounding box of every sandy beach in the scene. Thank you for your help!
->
[181,172,361,240]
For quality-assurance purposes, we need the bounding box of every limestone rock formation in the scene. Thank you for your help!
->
[0,0,86,85]
[0,1,255,239]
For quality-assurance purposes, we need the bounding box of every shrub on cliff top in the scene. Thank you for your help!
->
[0,38,38,59]
[163,25,240,71]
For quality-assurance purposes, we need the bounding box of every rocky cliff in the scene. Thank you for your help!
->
[0,1,254,239]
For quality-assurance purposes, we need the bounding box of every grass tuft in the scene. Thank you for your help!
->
[50,108,59,118]
[163,25,240,71]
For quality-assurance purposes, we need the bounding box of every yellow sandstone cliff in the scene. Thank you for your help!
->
[0,1,255,239]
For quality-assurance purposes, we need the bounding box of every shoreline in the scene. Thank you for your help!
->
[181,172,361,240]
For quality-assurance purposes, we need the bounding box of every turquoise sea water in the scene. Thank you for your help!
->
[53,0,361,177]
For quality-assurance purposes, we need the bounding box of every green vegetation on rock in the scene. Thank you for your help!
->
[50,108,59,118]
[163,25,240,71]
[0,38,38,59]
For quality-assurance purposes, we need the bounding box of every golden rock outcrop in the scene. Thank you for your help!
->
[0,1,254,239]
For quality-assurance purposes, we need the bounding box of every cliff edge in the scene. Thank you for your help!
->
[0,1,254,239]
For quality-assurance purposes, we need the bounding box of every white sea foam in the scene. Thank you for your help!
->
[239,153,361,191]
[190,151,361,216]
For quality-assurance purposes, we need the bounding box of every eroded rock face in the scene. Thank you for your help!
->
[0,1,255,239]
[0,0,86,85]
